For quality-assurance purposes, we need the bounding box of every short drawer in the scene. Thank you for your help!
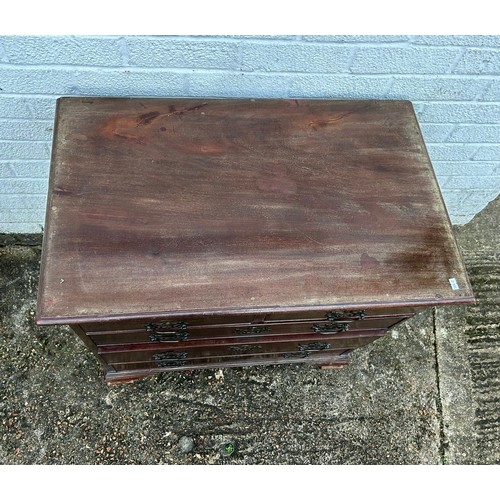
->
[99,329,386,365]
[263,307,417,322]
[81,313,256,333]
[89,315,409,346]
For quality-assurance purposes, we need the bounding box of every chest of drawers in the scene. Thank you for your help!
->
[36,97,475,384]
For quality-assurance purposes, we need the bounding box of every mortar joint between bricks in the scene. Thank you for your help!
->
[447,47,467,74]
[118,37,130,67]
[346,47,359,73]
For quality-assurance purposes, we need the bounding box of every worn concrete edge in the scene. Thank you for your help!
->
[434,194,500,464]
[434,305,478,464]
[0,233,43,246]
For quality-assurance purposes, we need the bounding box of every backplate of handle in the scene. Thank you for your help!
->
[326,310,366,321]
[311,322,350,334]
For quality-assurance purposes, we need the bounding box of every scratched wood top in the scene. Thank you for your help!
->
[36,98,474,324]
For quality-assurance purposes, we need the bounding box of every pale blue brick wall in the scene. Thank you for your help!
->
[0,35,499,233]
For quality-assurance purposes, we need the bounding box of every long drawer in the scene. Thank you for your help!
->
[100,330,386,365]
[80,307,417,333]
[105,349,353,383]
[89,315,410,346]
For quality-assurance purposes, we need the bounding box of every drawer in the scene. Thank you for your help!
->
[263,307,417,322]
[82,313,257,333]
[80,307,417,334]
[99,329,386,365]
[89,315,409,346]
[106,348,353,379]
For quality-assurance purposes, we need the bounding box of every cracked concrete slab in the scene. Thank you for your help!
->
[434,305,478,463]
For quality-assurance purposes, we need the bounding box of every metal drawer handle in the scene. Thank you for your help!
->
[298,342,331,352]
[156,359,187,368]
[326,310,366,321]
[152,351,188,361]
[149,331,190,342]
[311,322,349,334]
[283,341,334,359]
[146,321,189,334]
[235,326,271,336]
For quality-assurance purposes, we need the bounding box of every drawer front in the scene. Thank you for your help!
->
[89,315,409,346]
[106,349,353,379]
[80,307,417,334]
[100,330,386,365]
[262,307,416,322]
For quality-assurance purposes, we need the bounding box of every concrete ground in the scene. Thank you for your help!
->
[0,196,498,465]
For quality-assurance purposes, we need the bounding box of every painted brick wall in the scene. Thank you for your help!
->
[0,35,499,232]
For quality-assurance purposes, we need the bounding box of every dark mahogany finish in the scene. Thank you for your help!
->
[36,97,475,383]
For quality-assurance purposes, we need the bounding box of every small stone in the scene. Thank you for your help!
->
[178,436,195,453]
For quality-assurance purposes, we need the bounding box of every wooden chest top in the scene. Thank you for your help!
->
[36,98,474,325]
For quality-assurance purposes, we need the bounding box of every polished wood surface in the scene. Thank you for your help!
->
[104,350,352,384]
[87,316,410,346]
[36,97,474,325]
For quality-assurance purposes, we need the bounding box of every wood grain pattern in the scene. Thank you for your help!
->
[104,349,353,383]
[99,332,384,365]
[36,97,474,325]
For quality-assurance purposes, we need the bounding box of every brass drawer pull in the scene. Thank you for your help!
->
[146,321,189,343]
[156,359,187,368]
[298,342,331,352]
[152,351,188,361]
[146,321,189,333]
[235,326,271,336]
[311,322,349,334]
[149,331,190,342]
[326,310,366,321]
